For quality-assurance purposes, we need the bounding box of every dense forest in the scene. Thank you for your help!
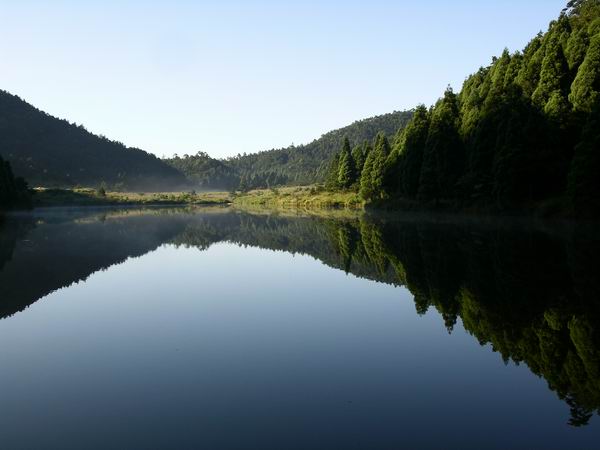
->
[164,110,413,191]
[0,90,187,191]
[2,208,598,425]
[327,0,600,216]
[0,155,30,209]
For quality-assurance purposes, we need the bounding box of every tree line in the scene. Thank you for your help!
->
[0,155,30,209]
[164,111,412,191]
[327,0,600,216]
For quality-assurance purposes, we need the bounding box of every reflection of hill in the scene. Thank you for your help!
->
[0,209,190,318]
[1,208,599,426]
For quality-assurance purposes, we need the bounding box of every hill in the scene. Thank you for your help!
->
[165,110,413,190]
[0,90,187,191]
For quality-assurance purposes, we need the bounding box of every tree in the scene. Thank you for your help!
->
[325,153,341,190]
[337,137,356,188]
[395,105,430,198]
[570,33,600,112]
[360,133,391,201]
[532,30,570,109]
[359,143,377,200]
[418,88,464,203]
[566,27,590,71]
[238,174,250,193]
[351,144,366,175]
[0,155,30,208]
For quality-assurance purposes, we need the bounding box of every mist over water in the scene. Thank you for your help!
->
[0,207,599,449]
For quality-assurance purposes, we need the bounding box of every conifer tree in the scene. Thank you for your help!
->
[351,145,366,175]
[325,153,341,190]
[395,105,430,198]
[566,27,590,71]
[532,31,570,108]
[570,33,600,112]
[516,33,545,97]
[360,133,391,201]
[371,134,392,200]
[418,88,464,203]
[337,137,356,188]
[359,140,378,200]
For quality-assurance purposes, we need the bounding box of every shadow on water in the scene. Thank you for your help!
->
[1,207,599,427]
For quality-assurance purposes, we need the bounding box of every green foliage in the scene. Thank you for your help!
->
[566,27,590,70]
[360,133,391,201]
[359,144,376,200]
[418,88,463,203]
[532,31,570,108]
[337,137,357,189]
[221,111,412,187]
[165,151,239,190]
[351,143,367,175]
[392,105,431,198]
[570,33,600,112]
[163,111,411,191]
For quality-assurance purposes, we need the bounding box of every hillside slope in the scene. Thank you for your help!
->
[165,110,413,190]
[0,90,187,190]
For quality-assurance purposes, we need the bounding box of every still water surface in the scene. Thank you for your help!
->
[0,207,599,449]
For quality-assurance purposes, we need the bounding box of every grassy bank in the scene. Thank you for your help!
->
[33,188,231,207]
[30,186,363,211]
[232,186,362,210]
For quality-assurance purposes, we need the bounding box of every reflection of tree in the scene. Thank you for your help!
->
[315,216,600,427]
[1,208,598,426]
[0,210,189,318]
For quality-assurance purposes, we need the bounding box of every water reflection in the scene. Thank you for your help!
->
[1,207,599,427]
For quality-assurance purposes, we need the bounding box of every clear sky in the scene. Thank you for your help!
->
[0,0,566,158]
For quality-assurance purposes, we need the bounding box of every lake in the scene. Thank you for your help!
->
[0,207,599,449]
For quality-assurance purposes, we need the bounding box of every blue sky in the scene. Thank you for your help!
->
[0,0,565,158]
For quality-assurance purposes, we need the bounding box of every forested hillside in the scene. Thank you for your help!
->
[327,0,600,216]
[0,90,188,191]
[0,155,30,209]
[165,110,413,190]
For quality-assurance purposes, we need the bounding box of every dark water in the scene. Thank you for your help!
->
[0,207,599,450]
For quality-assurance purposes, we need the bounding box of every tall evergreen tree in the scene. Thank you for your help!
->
[532,30,570,109]
[566,27,590,71]
[359,138,379,200]
[418,88,464,203]
[351,144,366,175]
[361,133,391,201]
[325,153,341,190]
[393,105,430,198]
[570,33,600,112]
[337,137,356,188]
